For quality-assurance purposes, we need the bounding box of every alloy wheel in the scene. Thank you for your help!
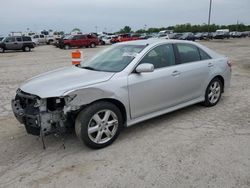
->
[208,81,221,104]
[87,109,118,144]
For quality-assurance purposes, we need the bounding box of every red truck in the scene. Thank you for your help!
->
[59,34,99,49]
[111,34,142,44]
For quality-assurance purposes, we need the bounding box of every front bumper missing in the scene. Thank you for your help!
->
[11,99,41,136]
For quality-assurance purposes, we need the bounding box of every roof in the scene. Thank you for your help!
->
[115,38,195,46]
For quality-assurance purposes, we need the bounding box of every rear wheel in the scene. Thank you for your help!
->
[203,78,222,107]
[75,101,123,149]
[64,45,70,50]
[23,46,30,52]
[90,43,96,48]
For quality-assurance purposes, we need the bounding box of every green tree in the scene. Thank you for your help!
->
[71,28,81,32]
[118,26,132,33]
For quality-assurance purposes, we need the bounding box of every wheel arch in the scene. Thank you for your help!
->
[212,75,224,92]
[90,98,127,125]
[72,98,127,126]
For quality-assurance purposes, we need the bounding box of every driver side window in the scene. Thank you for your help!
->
[140,44,175,69]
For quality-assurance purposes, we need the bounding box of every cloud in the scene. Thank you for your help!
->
[0,0,249,35]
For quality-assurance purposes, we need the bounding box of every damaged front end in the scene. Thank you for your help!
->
[11,89,75,137]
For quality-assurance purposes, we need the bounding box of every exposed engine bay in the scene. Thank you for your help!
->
[11,89,76,145]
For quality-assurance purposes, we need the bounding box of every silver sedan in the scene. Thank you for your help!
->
[12,39,231,149]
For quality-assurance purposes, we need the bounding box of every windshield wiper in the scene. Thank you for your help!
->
[82,66,97,71]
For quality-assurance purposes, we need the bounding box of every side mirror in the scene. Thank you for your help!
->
[135,63,154,73]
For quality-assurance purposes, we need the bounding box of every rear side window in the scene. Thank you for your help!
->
[16,37,22,42]
[199,48,211,60]
[140,44,175,69]
[74,35,85,40]
[176,43,200,63]
[22,37,31,41]
[40,35,44,38]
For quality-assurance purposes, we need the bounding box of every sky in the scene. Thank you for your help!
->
[0,0,249,35]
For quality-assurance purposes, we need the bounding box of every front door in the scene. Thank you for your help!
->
[128,44,179,119]
[5,37,16,50]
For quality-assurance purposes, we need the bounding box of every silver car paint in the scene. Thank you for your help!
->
[19,39,231,127]
[20,66,115,98]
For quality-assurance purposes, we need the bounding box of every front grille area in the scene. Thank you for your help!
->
[13,89,41,136]
[15,89,40,115]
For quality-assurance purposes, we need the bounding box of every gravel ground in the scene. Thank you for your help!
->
[0,39,249,188]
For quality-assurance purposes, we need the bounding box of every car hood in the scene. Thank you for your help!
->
[20,66,115,98]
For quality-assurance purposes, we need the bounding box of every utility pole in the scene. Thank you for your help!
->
[207,0,212,39]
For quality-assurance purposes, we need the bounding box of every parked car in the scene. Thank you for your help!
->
[11,39,231,149]
[59,34,99,49]
[100,36,113,45]
[202,32,213,40]
[139,34,153,39]
[213,29,230,39]
[194,33,205,40]
[32,34,46,45]
[230,31,248,38]
[169,33,183,39]
[54,35,70,48]
[157,33,169,39]
[179,32,196,41]
[111,34,141,43]
[0,36,34,53]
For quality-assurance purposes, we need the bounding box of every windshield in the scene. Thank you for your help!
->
[66,35,74,40]
[81,44,146,72]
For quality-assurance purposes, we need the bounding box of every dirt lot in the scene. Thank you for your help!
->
[0,39,249,188]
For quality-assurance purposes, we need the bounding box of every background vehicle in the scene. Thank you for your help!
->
[59,34,99,49]
[169,33,182,39]
[0,36,34,52]
[100,36,113,45]
[213,29,230,39]
[32,34,46,45]
[111,34,142,43]
[12,39,231,149]
[194,33,205,40]
[179,32,196,41]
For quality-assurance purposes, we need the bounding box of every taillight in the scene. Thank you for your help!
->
[227,60,232,72]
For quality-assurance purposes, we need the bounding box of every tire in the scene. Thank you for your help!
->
[0,47,4,53]
[64,45,70,50]
[90,43,96,48]
[203,78,222,107]
[75,101,123,149]
[23,46,30,52]
[48,40,53,45]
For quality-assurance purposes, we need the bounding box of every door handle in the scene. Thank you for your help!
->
[208,63,214,67]
[14,43,18,44]
[171,70,181,77]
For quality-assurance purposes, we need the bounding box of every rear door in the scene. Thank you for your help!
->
[173,43,211,103]
[14,37,23,49]
[39,35,46,43]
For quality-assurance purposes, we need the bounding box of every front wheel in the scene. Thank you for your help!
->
[75,101,123,149]
[0,47,4,53]
[203,78,222,107]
